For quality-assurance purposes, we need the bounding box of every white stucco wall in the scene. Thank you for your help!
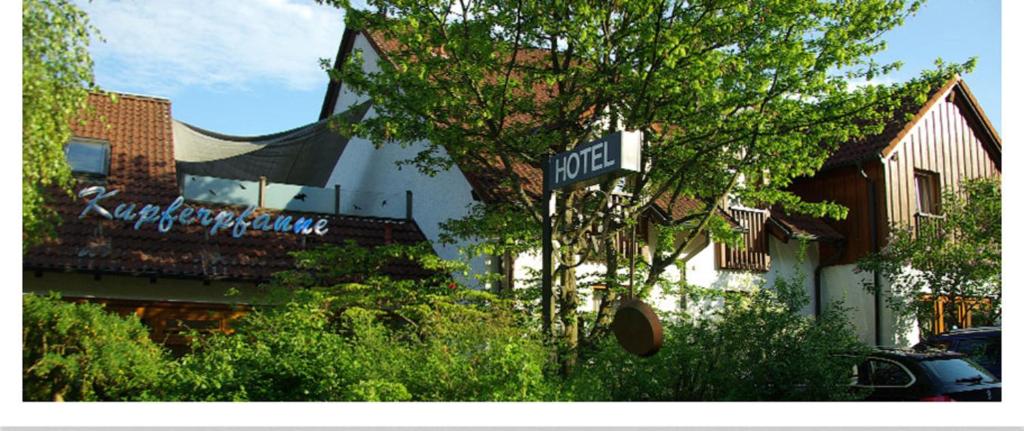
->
[326,33,488,284]
[511,251,612,313]
[819,264,920,347]
[677,240,765,292]
[665,236,816,316]
[764,236,818,316]
[878,274,921,347]
[820,264,878,345]
[335,34,378,108]
[508,234,819,316]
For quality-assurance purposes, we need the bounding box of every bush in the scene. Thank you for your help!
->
[161,287,555,401]
[564,279,868,401]
[22,293,170,401]
[158,291,357,401]
[21,240,869,401]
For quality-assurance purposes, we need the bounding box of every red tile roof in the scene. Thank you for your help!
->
[24,93,432,282]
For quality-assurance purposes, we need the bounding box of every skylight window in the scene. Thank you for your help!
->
[65,138,110,177]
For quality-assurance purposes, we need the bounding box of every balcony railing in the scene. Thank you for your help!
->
[716,207,771,272]
[182,174,413,220]
[914,212,946,239]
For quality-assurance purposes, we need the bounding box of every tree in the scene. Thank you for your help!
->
[323,0,948,370]
[858,177,1001,337]
[23,0,99,250]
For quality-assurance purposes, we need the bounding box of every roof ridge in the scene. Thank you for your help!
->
[94,89,171,104]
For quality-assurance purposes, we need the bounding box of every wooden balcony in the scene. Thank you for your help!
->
[914,212,946,239]
[716,207,771,272]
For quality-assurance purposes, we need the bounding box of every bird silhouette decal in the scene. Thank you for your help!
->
[294,193,307,201]
[239,183,247,190]
[209,189,217,196]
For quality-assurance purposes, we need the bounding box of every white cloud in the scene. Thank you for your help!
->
[79,0,345,95]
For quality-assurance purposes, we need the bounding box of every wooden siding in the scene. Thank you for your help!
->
[883,92,1001,230]
[716,207,770,272]
[788,84,1000,266]
[788,163,887,265]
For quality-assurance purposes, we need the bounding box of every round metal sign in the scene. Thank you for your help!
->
[611,298,663,357]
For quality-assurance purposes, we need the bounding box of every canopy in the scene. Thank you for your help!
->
[174,102,370,187]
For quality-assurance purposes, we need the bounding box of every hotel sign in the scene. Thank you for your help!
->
[540,130,643,340]
[77,186,329,238]
[545,131,642,191]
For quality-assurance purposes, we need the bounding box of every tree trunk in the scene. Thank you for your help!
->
[558,246,579,375]
[584,234,620,345]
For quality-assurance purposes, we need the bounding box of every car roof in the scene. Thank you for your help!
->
[932,326,1001,339]
[870,347,964,361]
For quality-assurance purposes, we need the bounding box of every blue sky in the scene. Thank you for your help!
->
[80,0,1001,136]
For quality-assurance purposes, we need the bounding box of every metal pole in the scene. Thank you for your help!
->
[541,159,554,336]
[258,176,267,208]
[406,190,413,221]
[629,221,636,299]
[334,184,341,215]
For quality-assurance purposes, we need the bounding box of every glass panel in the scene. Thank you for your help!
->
[66,140,109,175]
[956,338,999,369]
[921,358,997,385]
[869,360,912,386]
[915,172,940,215]
[957,339,987,357]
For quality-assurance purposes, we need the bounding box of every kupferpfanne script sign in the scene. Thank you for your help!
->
[545,131,642,191]
[77,186,329,238]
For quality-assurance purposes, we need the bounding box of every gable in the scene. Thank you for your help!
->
[320,30,385,120]
[881,80,1001,230]
[883,80,1001,174]
[821,76,1000,172]
[881,78,1001,168]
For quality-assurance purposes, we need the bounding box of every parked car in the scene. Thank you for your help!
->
[851,348,1000,401]
[913,326,1001,379]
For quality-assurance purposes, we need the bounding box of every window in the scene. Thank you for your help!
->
[65,139,110,177]
[956,338,988,357]
[920,358,996,385]
[914,170,940,215]
[867,359,914,387]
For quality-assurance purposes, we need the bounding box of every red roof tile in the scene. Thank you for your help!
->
[24,93,433,282]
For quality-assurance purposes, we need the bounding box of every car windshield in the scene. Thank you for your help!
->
[922,358,998,385]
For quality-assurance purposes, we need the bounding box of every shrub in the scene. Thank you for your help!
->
[159,290,358,401]
[564,277,868,401]
[161,283,555,401]
[22,293,170,401]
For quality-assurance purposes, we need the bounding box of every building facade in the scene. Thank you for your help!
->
[317,28,1001,345]
[24,28,1000,350]
[23,93,431,352]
